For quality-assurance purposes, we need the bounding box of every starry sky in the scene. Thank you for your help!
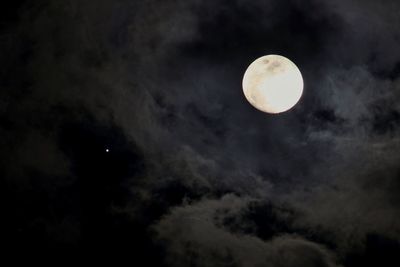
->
[1,0,400,266]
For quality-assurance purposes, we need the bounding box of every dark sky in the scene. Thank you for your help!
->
[1,0,400,266]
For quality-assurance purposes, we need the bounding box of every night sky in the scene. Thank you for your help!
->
[1,0,400,266]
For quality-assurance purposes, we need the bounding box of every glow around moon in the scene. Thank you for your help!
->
[242,55,303,114]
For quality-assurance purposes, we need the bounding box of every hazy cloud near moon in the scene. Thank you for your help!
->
[1,0,400,265]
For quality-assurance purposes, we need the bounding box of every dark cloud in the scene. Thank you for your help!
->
[154,195,341,267]
[1,0,400,266]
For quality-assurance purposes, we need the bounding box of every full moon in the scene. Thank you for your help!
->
[242,55,303,114]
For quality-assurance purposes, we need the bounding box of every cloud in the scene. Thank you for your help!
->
[2,0,400,265]
[154,194,341,267]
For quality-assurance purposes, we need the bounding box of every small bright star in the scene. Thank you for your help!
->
[105,148,110,153]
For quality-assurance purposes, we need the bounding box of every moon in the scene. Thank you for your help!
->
[242,55,304,114]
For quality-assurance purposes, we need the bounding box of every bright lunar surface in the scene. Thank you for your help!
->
[242,55,304,114]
